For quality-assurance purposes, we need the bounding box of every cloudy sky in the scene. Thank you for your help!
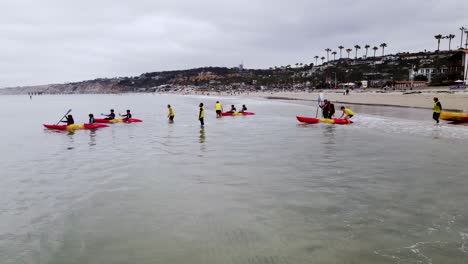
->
[0,0,467,87]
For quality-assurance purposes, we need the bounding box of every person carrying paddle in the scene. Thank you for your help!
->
[326,101,335,119]
[339,106,354,124]
[88,114,95,124]
[61,115,74,125]
[120,110,132,121]
[320,100,329,118]
[104,109,115,120]
[433,97,442,124]
[215,101,223,118]
[167,104,175,121]
[199,103,205,127]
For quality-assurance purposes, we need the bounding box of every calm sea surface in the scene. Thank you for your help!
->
[1,94,468,264]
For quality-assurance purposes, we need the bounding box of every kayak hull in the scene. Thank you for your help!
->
[221,112,255,116]
[94,118,143,123]
[296,116,320,123]
[297,116,353,124]
[43,123,109,131]
[440,112,468,122]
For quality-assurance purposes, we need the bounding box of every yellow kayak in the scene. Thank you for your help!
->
[319,118,335,124]
[440,112,468,122]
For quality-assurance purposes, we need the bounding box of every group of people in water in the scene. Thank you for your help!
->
[61,109,133,125]
[319,99,354,123]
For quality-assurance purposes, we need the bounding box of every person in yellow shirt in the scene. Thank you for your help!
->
[199,103,205,127]
[433,97,442,124]
[339,106,354,124]
[167,104,175,122]
[215,101,223,118]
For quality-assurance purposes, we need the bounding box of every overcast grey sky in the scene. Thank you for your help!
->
[0,0,467,87]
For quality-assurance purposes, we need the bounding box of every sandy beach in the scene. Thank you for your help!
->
[249,90,468,112]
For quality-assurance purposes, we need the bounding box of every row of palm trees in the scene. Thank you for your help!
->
[434,26,468,51]
[313,43,388,65]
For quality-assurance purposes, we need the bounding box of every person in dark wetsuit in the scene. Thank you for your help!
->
[88,114,95,124]
[104,109,115,120]
[61,115,74,125]
[320,100,329,118]
[121,110,132,121]
[326,101,335,119]
[228,105,237,113]
[240,105,247,113]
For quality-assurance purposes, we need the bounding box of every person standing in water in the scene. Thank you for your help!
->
[88,114,95,124]
[167,104,175,122]
[433,97,442,124]
[199,103,205,127]
[339,106,354,124]
[320,100,329,118]
[215,101,223,118]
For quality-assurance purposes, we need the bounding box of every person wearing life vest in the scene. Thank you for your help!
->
[320,100,330,118]
[120,110,132,121]
[167,104,175,121]
[240,105,247,113]
[88,114,95,124]
[215,101,223,118]
[199,103,205,127]
[104,109,115,120]
[327,101,335,118]
[339,106,354,124]
[433,97,442,124]
[61,115,75,125]
[228,105,237,113]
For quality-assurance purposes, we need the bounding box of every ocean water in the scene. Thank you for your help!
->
[1,94,468,264]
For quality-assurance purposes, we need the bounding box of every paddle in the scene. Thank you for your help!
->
[315,93,323,118]
[56,109,72,125]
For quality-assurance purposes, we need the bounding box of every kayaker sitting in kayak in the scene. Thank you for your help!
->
[167,104,175,121]
[239,105,247,113]
[228,105,237,113]
[104,109,115,120]
[120,110,132,121]
[88,114,95,124]
[61,115,74,125]
[339,106,354,124]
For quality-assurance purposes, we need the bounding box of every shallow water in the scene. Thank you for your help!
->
[1,94,468,264]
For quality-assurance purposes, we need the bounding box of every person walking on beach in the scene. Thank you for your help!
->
[199,103,205,127]
[339,106,354,124]
[167,104,175,122]
[215,101,223,118]
[433,97,442,124]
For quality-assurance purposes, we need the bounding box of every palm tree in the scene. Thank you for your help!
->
[320,57,325,64]
[314,56,319,65]
[338,46,344,59]
[364,44,370,58]
[460,27,466,49]
[345,48,352,59]
[331,51,337,61]
[434,34,443,51]
[372,46,378,57]
[354,45,361,59]
[446,34,455,50]
[380,43,387,56]
[325,48,332,61]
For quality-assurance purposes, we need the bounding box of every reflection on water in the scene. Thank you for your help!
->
[88,130,97,146]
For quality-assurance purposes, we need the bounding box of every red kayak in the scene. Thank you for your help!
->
[221,112,255,116]
[43,123,109,131]
[296,116,320,123]
[333,118,354,125]
[94,118,143,123]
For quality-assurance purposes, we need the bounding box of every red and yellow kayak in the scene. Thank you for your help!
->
[94,118,143,123]
[297,116,353,125]
[43,123,109,131]
[221,112,255,116]
[440,112,468,123]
